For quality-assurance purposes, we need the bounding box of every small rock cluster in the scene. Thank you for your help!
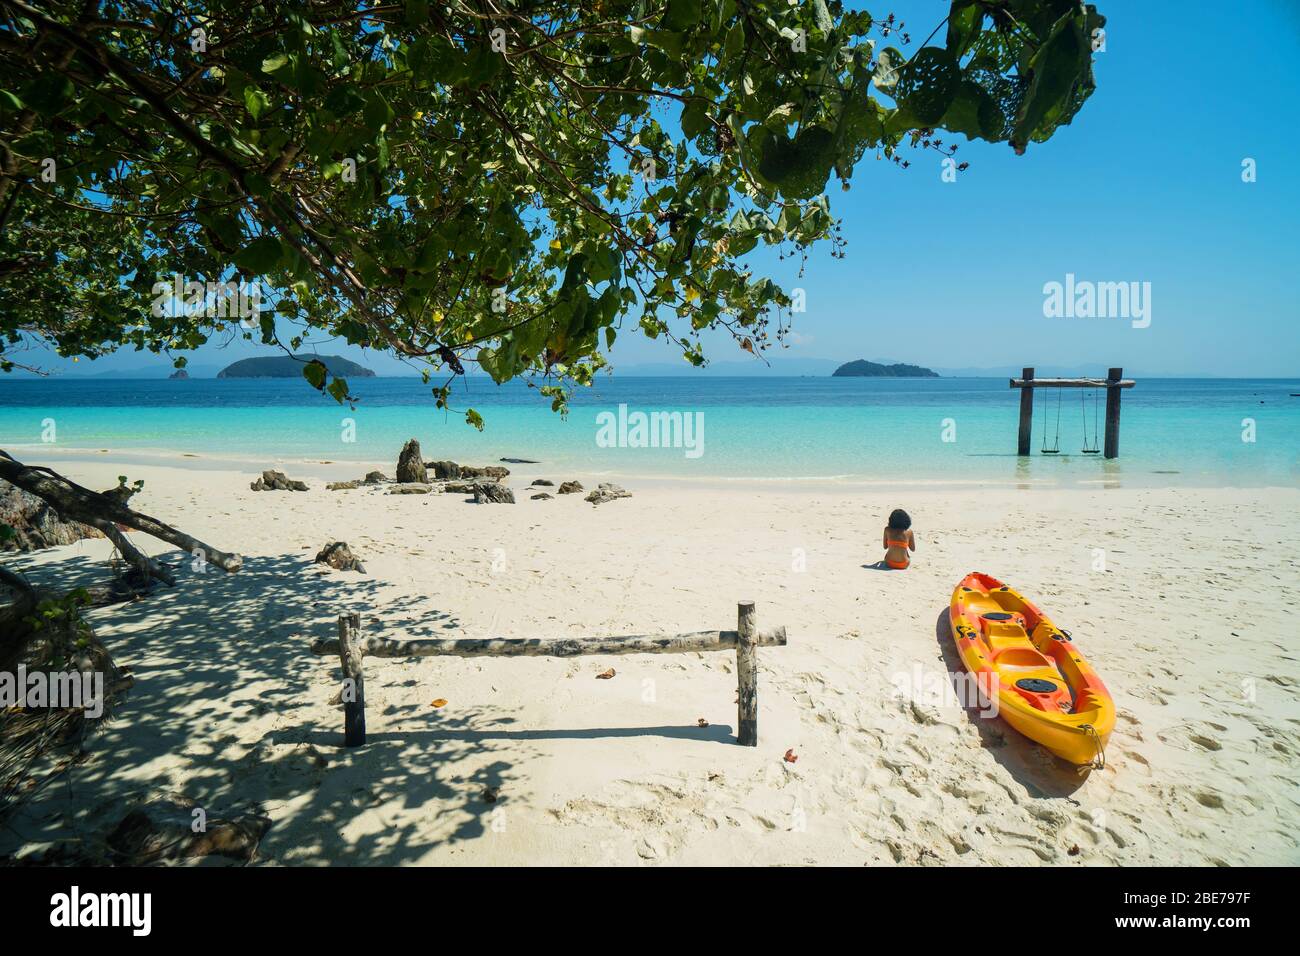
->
[315,541,365,573]
[388,483,432,495]
[247,441,628,509]
[473,482,515,504]
[249,469,308,491]
[429,460,510,481]
[584,483,631,506]
[328,471,388,491]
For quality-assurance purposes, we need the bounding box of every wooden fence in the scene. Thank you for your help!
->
[309,602,787,747]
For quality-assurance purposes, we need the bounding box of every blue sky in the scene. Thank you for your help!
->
[715,0,1300,378]
[20,0,1300,378]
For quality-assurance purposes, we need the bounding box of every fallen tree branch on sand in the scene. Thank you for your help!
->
[95,520,178,586]
[0,449,241,575]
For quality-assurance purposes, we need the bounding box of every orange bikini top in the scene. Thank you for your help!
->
[886,534,910,548]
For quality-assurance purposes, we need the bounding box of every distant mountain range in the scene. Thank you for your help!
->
[608,357,1126,378]
[3,353,1186,380]
[216,355,375,378]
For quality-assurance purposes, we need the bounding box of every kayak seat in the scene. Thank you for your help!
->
[978,612,1025,636]
[1029,621,1064,652]
[990,644,1053,669]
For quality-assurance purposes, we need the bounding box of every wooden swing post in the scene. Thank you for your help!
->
[1103,367,1123,459]
[1010,368,1135,459]
[1016,367,1035,456]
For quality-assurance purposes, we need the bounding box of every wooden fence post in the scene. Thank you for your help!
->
[1017,367,1035,456]
[339,612,366,747]
[736,601,758,746]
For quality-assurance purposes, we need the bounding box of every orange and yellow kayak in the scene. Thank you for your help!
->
[949,572,1114,767]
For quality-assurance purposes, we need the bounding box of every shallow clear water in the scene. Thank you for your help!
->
[1,376,1296,486]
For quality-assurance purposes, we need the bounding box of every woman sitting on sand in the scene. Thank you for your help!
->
[882,509,916,570]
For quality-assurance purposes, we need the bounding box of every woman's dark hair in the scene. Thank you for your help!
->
[888,509,911,531]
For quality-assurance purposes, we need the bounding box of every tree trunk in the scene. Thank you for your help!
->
[0,450,241,575]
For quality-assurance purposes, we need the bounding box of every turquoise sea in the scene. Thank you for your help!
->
[0,376,1297,487]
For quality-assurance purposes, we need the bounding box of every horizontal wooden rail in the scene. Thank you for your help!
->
[1009,377,1134,389]
[311,603,784,748]
[309,627,787,659]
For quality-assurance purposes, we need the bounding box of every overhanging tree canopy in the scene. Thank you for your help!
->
[0,0,1105,421]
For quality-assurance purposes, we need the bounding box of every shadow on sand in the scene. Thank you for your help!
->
[931,607,1089,799]
[0,544,661,863]
[861,561,905,572]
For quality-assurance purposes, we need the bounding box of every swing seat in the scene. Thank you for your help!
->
[1040,388,1064,455]
[1080,389,1102,455]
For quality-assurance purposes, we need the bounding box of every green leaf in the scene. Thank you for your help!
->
[465,408,485,430]
[462,45,504,87]
[243,86,271,120]
[329,30,349,69]
[363,92,394,133]
[939,80,1003,142]
[661,0,702,31]
[681,100,709,140]
[1012,12,1090,149]
[196,210,242,249]
[763,102,797,131]
[585,247,618,283]
[324,85,366,117]
[724,23,745,62]
[644,31,685,58]
[895,47,960,126]
[261,53,290,74]
[234,235,284,275]
[302,360,327,390]
[754,126,836,200]
[946,1,985,60]
[327,377,350,403]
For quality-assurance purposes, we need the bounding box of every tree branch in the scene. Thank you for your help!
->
[0,450,241,573]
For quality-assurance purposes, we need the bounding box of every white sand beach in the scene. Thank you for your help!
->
[4,457,1299,866]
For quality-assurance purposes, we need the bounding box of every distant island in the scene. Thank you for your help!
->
[831,360,939,378]
[168,369,189,380]
[216,355,376,379]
